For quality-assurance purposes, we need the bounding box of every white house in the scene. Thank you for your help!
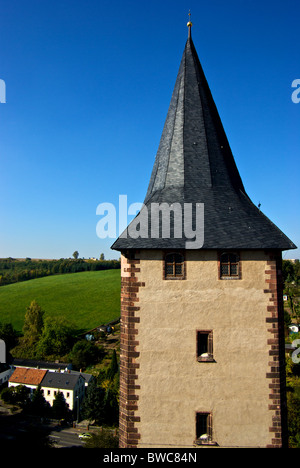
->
[39,371,85,411]
[8,367,86,411]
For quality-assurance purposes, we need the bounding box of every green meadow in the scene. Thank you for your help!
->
[0,269,121,333]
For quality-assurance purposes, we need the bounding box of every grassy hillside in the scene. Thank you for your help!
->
[0,270,121,333]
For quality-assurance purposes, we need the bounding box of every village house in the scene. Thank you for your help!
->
[8,367,47,392]
[8,367,86,411]
[40,371,85,411]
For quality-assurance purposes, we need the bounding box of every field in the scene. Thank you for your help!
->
[0,269,121,333]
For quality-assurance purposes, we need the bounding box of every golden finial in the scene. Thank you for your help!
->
[187,10,192,38]
[187,10,193,28]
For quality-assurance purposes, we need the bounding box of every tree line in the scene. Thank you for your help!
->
[0,257,120,286]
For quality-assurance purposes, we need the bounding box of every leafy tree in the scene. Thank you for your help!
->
[1,384,31,408]
[52,391,70,420]
[0,386,16,404]
[284,310,292,329]
[106,349,118,381]
[96,367,107,386]
[283,260,300,322]
[73,251,79,259]
[100,253,105,261]
[22,300,44,348]
[93,352,119,426]
[103,386,119,426]
[80,378,105,424]
[35,316,76,359]
[69,340,103,370]
[84,429,118,448]
[287,391,300,448]
[29,385,51,416]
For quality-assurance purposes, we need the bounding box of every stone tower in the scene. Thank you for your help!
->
[111,22,296,448]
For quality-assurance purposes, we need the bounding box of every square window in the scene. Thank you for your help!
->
[219,252,240,279]
[164,252,185,279]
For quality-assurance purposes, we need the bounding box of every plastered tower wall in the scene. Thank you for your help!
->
[119,249,287,448]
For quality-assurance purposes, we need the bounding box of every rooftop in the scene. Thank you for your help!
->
[40,371,83,390]
[12,358,72,371]
[9,367,47,386]
[112,25,296,252]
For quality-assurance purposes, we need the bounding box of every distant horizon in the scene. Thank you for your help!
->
[0,255,120,261]
[0,253,297,262]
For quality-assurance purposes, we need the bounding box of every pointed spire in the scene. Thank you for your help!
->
[144,30,245,202]
[111,27,296,252]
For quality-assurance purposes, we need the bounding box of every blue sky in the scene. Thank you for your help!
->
[0,0,299,260]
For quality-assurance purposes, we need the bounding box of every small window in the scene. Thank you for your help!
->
[164,252,185,279]
[195,412,217,445]
[220,252,240,279]
[195,413,212,443]
[197,331,214,362]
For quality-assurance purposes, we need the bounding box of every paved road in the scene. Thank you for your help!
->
[49,427,85,448]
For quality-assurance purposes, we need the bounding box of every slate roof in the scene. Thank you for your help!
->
[68,370,94,385]
[12,358,72,372]
[41,371,82,390]
[111,30,296,252]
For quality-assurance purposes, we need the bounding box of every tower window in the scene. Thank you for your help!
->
[195,412,216,445]
[219,252,240,279]
[197,331,214,362]
[164,252,185,279]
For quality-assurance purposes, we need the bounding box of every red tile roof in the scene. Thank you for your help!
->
[9,367,47,385]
